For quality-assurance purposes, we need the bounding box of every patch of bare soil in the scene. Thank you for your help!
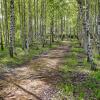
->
[0,45,70,100]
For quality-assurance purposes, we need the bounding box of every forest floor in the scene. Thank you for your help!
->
[0,40,100,100]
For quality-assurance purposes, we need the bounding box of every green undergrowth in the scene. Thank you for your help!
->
[57,40,100,100]
[0,42,59,69]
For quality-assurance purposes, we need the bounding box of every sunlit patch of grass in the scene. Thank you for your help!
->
[71,47,85,53]
[78,92,85,100]
[60,40,71,45]
[70,40,80,46]
[83,78,100,100]
[58,83,73,95]
[91,71,100,81]
[93,53,100,69]
[67,58,78,66]
[15,47,25,56]
[49,44,58,49]
[94,59,100,69]
[95,54,100,59]
[83,58,90,67]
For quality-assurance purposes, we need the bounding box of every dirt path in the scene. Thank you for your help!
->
[0,45,70,100]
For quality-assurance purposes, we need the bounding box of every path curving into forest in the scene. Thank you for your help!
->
[0,44,70,100]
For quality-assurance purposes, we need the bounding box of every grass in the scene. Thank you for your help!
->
[56,40,100,100]
[0,39,100,99]
[0,42,59,69]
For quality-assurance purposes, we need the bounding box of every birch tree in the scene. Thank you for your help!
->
[9,0,15,57]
